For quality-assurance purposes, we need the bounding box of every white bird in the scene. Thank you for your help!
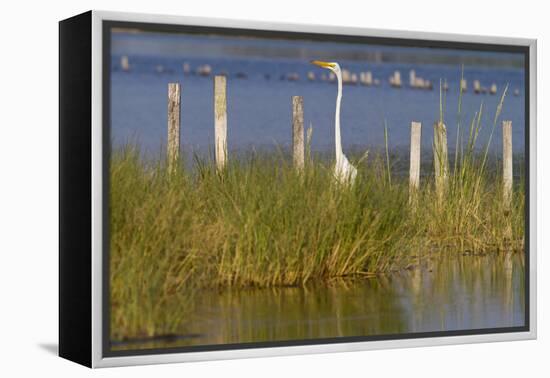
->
[311,60,357,185]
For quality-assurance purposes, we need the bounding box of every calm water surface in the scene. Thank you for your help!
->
[112,253,525,350]
[110,33,526,157]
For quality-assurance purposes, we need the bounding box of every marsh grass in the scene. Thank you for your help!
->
[110,146,524,341]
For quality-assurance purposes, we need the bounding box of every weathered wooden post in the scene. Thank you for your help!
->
[292,96,305,170]
[502,122,514,245]
[167,83,181,173]
[306,123,313,165]
[473,79,481,94]
[365,71,373,86]
[503,120,513,209]
[409,122,422,203]
[433,122,448,201]
[409,70,416,88]
[214,75,228,171]
[389,71,402,88]
[120,55,130,72]
[460,78,468,92]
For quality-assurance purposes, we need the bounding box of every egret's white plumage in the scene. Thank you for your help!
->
[311,61,357,185]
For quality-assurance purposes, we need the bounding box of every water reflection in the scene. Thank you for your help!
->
[112,253,524,351]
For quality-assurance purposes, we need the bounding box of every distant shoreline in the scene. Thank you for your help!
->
[111,29,525,69]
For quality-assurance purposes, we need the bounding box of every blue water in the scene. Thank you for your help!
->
[110,33,526,156]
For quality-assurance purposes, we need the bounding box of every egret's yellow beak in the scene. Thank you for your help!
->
[311,60,335,69]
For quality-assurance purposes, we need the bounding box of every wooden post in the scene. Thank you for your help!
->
[433,122,448,200]
[167,83,181,173]
[409,122,422,202]
[503,120,513,209]
[306,123,313,165]
[409,70,416,87]
[292,96,304,170]
[120,55,130,72]
[460,79,467,92]
[473,80,481,94]
[214,75,228,170]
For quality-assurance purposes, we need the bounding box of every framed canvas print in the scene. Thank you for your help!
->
[59,10,537,368]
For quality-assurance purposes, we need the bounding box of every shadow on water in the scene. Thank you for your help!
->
[112,252,524,351]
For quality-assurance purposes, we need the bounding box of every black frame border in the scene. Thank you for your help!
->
[59,11,93,367]
[101,19,531,358]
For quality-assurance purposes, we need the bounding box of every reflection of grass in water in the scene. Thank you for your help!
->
[110,252,524,351]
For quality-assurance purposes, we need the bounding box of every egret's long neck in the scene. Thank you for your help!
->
[335,71,344,160]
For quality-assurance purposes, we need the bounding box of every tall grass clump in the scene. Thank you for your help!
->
[421,82,524,253]
[109,145,426,339]
[110,146,201,341]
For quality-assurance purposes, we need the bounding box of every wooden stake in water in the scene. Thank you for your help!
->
[214,75,228,170]
[409,122,422,201]
[292,96,305,170]
[503,120,513,209]
[120,55,130,72]
[433,122,448,200]
[167,83,181,173]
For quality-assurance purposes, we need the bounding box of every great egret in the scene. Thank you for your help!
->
[311,60,357,184]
